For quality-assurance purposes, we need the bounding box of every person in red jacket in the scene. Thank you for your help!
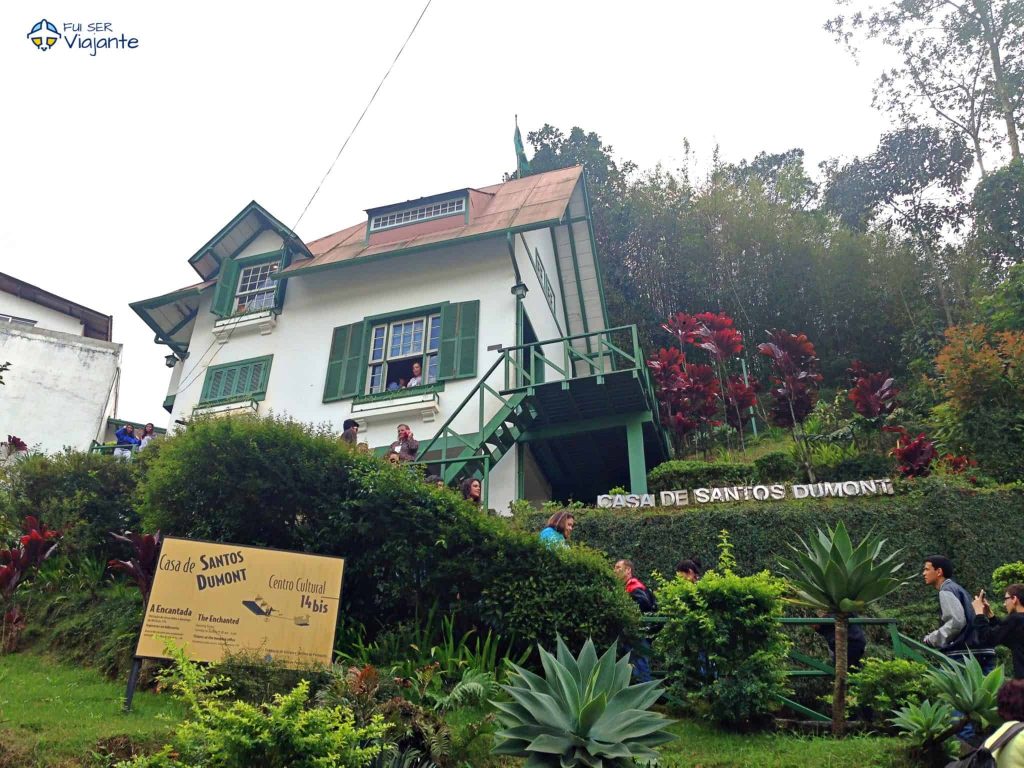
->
[615,559,656,682]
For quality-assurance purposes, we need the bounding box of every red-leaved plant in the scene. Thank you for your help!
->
[108,531,162,604]
[758,330,824,480]
[883,426,937,478]
[940,453,976,475]
[847,361,899,420]
[5,435,27,453]
[1,516,60,652]
[724,375,759,431]
[646,348,722,455]
[655,311,757,453]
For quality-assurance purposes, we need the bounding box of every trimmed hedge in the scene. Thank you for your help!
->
[0,450,142,562]
[137,416,636,652]
[647,461,755,493]
[535,479,1024,618]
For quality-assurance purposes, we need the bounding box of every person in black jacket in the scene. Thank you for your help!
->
[813,613,867,670]
[973,584,1024,679]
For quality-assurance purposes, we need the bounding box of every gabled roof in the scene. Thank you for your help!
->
[279,165,583,277]
[129,278,216,357]
[188,201,311,280]
[0,272,113,340]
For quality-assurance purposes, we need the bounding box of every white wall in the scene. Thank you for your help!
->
[0,292,84,336]
[0,325,121,453]
[166,235,528,509]
[239,230,284,258]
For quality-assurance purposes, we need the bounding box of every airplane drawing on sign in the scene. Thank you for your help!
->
[241,595,309,626]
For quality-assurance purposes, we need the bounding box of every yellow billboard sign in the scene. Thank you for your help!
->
[136,537,344,668]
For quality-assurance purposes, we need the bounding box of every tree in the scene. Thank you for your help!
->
[779,521,907,737]
[827,0,1024,166]
[972,158,1024,273]
[822,126,975,326]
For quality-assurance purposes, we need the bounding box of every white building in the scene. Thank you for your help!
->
[0,273,121,454]
[132,167,667,511]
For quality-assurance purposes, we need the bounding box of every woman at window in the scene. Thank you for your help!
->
[539,511,574,549]
[407,362,423,388]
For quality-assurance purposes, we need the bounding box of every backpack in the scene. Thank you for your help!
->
[946,721,1024,768]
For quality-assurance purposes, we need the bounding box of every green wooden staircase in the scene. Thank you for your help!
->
[414,326,669,505]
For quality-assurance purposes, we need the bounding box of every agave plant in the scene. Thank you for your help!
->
[492,637,674,766]
[891,657,1003,765]
[890,699,958,766]
[778,521,907,737]
[926,654,1003,730]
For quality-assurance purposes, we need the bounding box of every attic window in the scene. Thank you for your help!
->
[369,197,465,232]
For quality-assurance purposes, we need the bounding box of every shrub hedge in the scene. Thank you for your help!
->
[655,564,790,727]
[535,479,1024,619]
[0,450,142,562]
[136,416,636,652]
[647,461,755,493]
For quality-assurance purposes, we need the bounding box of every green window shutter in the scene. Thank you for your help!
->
[323,322,366,401]
[210,258,241,317]
[199,356,273,404]
[438,300,479,381]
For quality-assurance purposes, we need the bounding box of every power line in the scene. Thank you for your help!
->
[170,2,434,403]
[291,0,434,232]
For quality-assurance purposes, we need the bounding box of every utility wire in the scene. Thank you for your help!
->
[170,1,433,400]
[291,0,434,232]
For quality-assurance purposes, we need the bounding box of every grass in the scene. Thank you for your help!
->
[658,719,911,768]
[0,652,183,767]
[1,650,912,768]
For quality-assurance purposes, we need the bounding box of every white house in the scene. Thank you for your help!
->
[132,166,667,511]
[0,273,121,454]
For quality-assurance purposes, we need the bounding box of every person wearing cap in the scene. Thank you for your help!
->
[342,419,360,445]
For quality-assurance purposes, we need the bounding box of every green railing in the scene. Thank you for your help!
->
[89,441,134,459]
[414,325,661,486]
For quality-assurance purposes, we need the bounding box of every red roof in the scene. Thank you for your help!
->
[280,166,582,276]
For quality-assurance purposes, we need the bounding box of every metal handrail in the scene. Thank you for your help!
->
[416,326,649,468]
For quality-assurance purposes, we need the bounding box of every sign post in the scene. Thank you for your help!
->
[125,537,344,709]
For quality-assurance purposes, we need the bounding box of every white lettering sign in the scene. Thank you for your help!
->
[597,478,894,508]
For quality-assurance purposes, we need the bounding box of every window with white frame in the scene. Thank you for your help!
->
[234,262,279,313]
[369,198,465,232]
[367,313,442,393]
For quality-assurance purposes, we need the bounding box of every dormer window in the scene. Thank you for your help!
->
[234,261,279,314]
[369,197,465,232]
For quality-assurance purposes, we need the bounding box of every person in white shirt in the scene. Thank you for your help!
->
[406,361,423,388]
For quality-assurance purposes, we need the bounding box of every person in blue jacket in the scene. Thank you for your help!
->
[114,423,141,458]
[539,511,574,548]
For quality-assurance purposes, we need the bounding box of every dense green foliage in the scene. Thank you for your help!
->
[137,416,635,652]
[117,648,390,768]
[492,637,675,766]
[537,482,1024,618]
[0,450,142,562]
[848,658,939,725]
[654,562,790,727]
[992,561,1024,593]
[647,460,754,493]
[753,452,797,483]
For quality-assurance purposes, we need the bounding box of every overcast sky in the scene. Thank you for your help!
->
[1,1,892,427]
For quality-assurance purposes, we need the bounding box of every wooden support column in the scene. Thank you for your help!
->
[625,416,647,494]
